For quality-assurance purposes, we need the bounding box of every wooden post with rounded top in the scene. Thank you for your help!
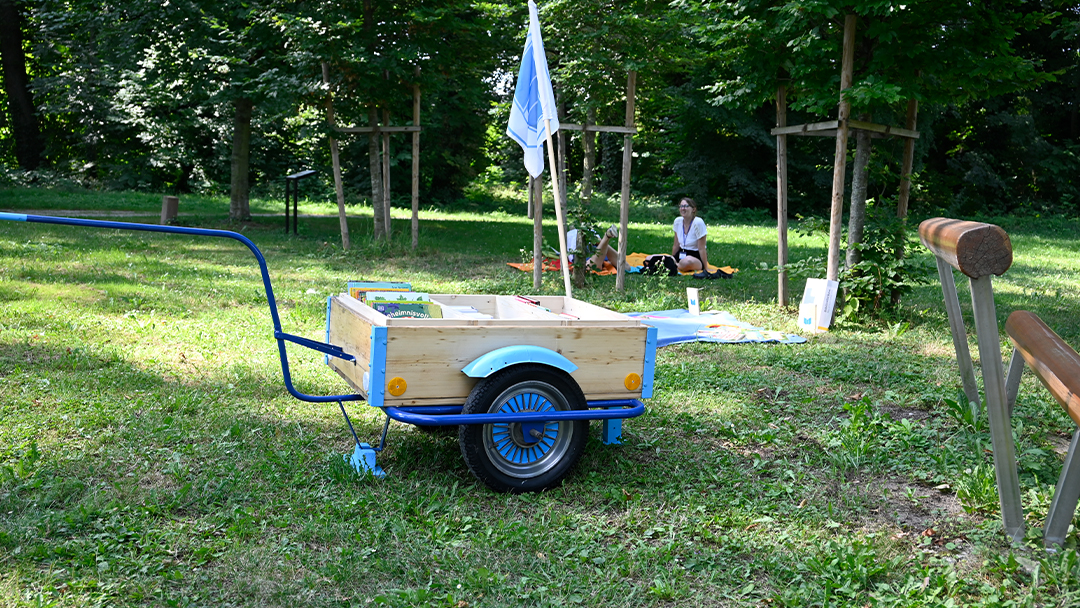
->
[919,217,1023,545]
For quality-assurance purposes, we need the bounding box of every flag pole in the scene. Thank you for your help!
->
[544,118,572,297]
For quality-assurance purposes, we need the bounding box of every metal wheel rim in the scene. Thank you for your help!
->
[482,380,575,478]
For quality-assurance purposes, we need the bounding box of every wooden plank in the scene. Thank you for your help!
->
[770,120,839,136]
[1006,310,1080,427]
[847,119,919,139]
[559,123,637,134]
[557,98,568,223]
[327,297,375,396]
[616,71,636,293]
[770,119,918,140]
[412,71,420,250]
[533,174,543,289]
[827,14,857,283]
[334,126,422,133]
[582,107,596,205]
[321,63,351,252]
[896,97,919,218]
[776,84,789,307]
[382,107,391,238]
[536,296,637,321]
[918,217,1013,279]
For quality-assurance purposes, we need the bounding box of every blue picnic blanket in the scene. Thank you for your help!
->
[627,309,807,347]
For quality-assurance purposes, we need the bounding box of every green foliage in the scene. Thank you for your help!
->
[4,188,1080,604]
[780,205,935,323]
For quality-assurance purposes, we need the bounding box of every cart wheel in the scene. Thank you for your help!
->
[458,364,588,493]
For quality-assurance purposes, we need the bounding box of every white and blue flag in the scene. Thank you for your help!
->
[507,0,559,178]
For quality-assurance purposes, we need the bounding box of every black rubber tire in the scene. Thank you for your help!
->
[458,364,589,493]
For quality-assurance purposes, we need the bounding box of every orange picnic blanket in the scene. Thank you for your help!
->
[508,253,737,277]
[624,253,735,276]
[507,258,618,276]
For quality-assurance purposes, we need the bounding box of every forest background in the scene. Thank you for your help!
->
[0,0,1077,226]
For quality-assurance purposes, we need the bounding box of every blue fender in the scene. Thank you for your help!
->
[461,345,578,378]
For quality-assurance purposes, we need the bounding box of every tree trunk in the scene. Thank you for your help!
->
[0,0,43,170]
[229,97,253,221]
[846,118,872,268]
[369,104,385,240]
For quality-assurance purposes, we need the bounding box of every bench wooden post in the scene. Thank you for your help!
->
[1006,310,1080,549]
[919,218,1024,544]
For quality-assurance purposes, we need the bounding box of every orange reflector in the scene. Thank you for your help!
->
[624,373,642,391]
[387,377,407,396]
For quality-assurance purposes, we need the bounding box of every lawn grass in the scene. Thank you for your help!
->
[2,187,1080,606]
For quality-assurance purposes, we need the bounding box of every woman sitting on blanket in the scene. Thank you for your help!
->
[566,224,619,269]
[644,197,709,275]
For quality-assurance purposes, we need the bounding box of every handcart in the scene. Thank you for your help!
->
[0,213,655,493]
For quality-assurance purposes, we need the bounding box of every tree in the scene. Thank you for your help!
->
[0,0,44,170]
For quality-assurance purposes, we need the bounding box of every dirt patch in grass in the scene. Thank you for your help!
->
[877,402,932,422]
[872,478,969,532]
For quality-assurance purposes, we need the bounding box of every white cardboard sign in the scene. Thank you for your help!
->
[799,278,839,333]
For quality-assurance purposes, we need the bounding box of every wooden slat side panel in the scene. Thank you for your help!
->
[1006,311,1080,427]
[327,297,373,396]
[381,325,649,404]
[543,296,639,321]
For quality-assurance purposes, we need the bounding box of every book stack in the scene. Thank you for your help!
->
[348,281,411,302]
[347,281,442,319]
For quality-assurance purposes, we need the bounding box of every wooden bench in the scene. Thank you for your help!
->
[1006,311,1080,548]
[922,217,1080,549]
[919,217,1024,544]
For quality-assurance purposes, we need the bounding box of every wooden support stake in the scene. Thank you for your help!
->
[321,62,350,251]
[616,71,636,293]
[544,120,573,297]
[776,84,789,307]
[382,106,392,238]
[556,96,568,230]
[827,14,857,282]
[896,97,919,219]
[411,71,421,250]
[582,106,596,207]
[532,175,543,290]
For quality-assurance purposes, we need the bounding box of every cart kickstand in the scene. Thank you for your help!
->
[339,401,386,479]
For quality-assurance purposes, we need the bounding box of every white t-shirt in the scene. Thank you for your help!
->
[673,216,707,251]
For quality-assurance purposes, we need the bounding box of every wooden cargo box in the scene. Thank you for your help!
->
[326,294,656,407]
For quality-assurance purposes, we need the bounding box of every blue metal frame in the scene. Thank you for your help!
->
[367,326,389,408]
[640,326,658,399]
[384,399,645,426]
[461,344,578,378]
[2,213,362,404]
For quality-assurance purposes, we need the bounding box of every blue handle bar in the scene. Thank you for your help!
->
[0,212,364,404]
